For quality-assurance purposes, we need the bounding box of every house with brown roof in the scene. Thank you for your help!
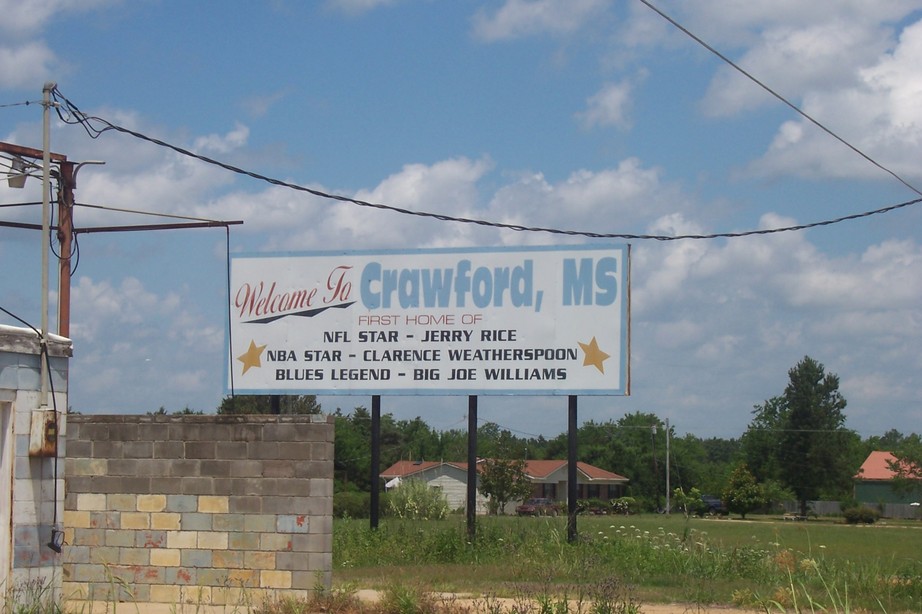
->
[380,459,629,514]
[854,451,920,505]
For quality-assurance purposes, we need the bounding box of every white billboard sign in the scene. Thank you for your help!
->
[226,244,630,396]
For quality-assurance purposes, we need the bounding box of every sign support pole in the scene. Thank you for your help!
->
[567,395,578,543]
[370,395,381,530]
[466,395,478,541]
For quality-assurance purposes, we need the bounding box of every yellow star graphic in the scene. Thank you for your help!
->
[237,340,267,375]
[578,337,610,374]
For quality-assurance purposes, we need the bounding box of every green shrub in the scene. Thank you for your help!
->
[843,505,880,524]
[388,479,449,520]
[611,496,640,515]
[334,491,391,519]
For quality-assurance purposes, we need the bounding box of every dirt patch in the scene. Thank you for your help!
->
[354,589,758,614]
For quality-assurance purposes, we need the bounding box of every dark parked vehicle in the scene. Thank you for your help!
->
[698,495,729,516]
[516,497,559,516]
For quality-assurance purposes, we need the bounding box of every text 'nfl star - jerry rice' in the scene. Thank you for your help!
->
[227,245,631,397]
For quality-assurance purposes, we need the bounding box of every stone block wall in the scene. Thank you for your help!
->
[0,326,71,593]
[62,414,333,606]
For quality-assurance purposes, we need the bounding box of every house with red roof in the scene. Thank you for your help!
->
[854,451,920,505]
[380,459,629,514]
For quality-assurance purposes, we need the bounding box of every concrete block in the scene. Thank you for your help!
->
[169,459,201,477]
[151,512,181,530]
[63,545,90,564]
[197,569,229,588]
[149,548,181,567]
[212,477,238,496]
[216,441,247,458]
[137,423,169,442]
[107,423,138,442]
[76,493,107,511]
[107,458,139,476]
[229,424,262,442]
[197,530,229,550]
[229,459,262,477]
[228,496,262,514]
[137,494,167,512]
[74,528,105,547]
[289,533,330,553]
[228,531,259,551]
[227,569,259,588]
[136,530,167,548]
[115,476,153,494]
[277,514,310,533]
[150,477,183,494]
[166,494,197,513]
[260,533,294,552]
[166,530,198,549]
[185,441,216,459]
[88,546,119,565]
[69,458,108,477]
[181,549,213,568]
[292,571,325,590]
[89,512,119,529]
[149,584,182,603]
[276,551,312,571]
[66,438,92,457]
[65,510,91,529]
[181,476,214,495]
[153,440,184,459]
[200,460,231,477]
[276,478,308,497]
[92,440,123,459]
[120,512,150,530]
[73,563,108,583]
[278,442,313,461]
[260,570,292,589]
[248,441,279,460]
[199,495,229,514]
[311,479,334,497]
[107,493,137,511]
[262,459,295,478]
[118,546,149,566]
[212,513,244,532]
[104,529,136,548]
[137,459,173,477]
[244,551,276,570]
[213,549,244,569]
[180,512,213,531]
[165,567,197,585]
[243,514,276,533]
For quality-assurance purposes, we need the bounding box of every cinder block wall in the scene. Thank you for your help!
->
[62,414,333,606]
[1,326,71,593]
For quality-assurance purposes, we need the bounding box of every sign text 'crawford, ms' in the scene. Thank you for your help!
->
[226,245,630,396]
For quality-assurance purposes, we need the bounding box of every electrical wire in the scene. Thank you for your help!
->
[635,0,922,198]
[49,87,922,243]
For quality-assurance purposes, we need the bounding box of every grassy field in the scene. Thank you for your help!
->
[333,514,922,612]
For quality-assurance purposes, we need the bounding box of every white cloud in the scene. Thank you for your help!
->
[577,81,634,130]
[749,19,922,181]
[324,0,398,15]
[472,0,608,41]
[700,21,893,117]
[0,41,58,89]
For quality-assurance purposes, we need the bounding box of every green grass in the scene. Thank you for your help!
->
[333,514,922,612]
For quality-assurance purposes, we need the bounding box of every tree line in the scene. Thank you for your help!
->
[168,355,920,512]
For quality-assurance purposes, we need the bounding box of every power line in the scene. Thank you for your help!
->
[49,87,922,242]
[635,0,922,198]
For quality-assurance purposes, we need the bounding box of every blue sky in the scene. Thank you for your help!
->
[2,0,921,440]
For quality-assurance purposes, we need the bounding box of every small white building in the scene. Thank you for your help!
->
[381,458,629,514]
[1,325,71,594]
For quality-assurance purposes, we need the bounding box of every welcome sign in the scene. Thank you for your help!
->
[226,244,630,396]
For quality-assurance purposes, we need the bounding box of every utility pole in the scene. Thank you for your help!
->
[40,82,54,407]
[665,417,671,514]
